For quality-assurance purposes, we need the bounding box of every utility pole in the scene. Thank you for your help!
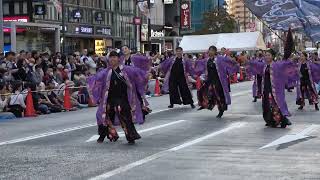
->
[61,0,66,54]
[0,0,4,52]
[147,0,152,52]
[243,2,246,32]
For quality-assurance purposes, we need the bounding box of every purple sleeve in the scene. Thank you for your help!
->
[131,55,151,71]
[246,60,265,76]
[125,66,149,105]
[281,60,299,83]
[311,63,320,83]
[86,69,108,104]
[222,57,240,74]
[193,59,206,76]
[184,59,194,74]
[159,58,173,74]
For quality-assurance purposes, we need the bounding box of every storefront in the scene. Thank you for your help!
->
[65,24,112,55]
[140,24,181,53]
[3,16,58,53]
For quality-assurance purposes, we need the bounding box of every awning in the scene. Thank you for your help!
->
[179,32,266,53]
[244,0,320,42]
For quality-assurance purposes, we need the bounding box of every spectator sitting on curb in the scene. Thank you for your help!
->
[8,81,26,117]
[0,79,15,119]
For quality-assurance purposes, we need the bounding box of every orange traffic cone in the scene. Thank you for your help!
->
[25,89,37,117]
[154,79,161,97]
[196,76,201,90]
[239,69,244,81]
[64,87,72,111]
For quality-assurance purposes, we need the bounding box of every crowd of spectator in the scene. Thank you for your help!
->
[0,49,101,119]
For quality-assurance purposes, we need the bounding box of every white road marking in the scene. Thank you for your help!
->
[259,124,320,149]
[0,123,96,146]
[89,122,247,180]
[86,120,186,142]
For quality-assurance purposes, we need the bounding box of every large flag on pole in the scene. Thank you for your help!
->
[244,0,320,42]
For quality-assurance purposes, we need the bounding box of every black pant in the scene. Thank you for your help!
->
[8,105,24,118]
[256,75,263,97]
[107,102,141,142]
[169,78,193,105]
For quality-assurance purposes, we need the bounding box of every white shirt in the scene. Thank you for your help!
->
[9,91,26,109]
[86,56,97,74]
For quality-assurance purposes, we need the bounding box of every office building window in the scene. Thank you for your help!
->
[14,2,20,15]
[3,3,9,15]
[23,2,28,14]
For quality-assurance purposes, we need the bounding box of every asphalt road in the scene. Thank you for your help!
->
[1,81,320,180]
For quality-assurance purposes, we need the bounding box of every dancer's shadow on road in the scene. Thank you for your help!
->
[276,136,317,150]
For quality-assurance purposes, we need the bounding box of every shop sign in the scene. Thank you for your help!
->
[3,45,11,53]
[133,17,142,25]
[95,12,104,21]
[180,1,191,29]
[3,16,29,33]
[75,26,93,34]
[141,24,148,42]
[72,9,82,19]
[95,27,111,36]
[3,16,29,22]
[151,29,164,37]
[95,40,105,56]
[35,5,46,15]
[164,0,173,4]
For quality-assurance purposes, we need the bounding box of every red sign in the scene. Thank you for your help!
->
[180,1,191,29]
[3,16,29,33]
[133,17,142,25]
[4,16,29,22]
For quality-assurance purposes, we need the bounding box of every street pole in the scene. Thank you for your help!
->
[147,0,152,52]
[0,0,4,52]
[243,2,246,32]
[61,0,66,54]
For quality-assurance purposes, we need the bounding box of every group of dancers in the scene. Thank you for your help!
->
[87,45,320,144]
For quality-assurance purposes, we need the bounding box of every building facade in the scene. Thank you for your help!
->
[228,0,263,33]
[2,0,136,54]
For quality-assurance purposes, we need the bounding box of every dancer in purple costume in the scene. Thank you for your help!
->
[247,49,298,128]
[194,46,240,118]
[296,52,320,111]
[87,51,149,144]
[159,47,195,109]
[252,50,265,102]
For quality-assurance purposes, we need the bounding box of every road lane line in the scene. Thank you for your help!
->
[0,123,96,146]
[86,120,186,142]
[170,122,247,151]
[259,124,320,149]
[89,122,247,180]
